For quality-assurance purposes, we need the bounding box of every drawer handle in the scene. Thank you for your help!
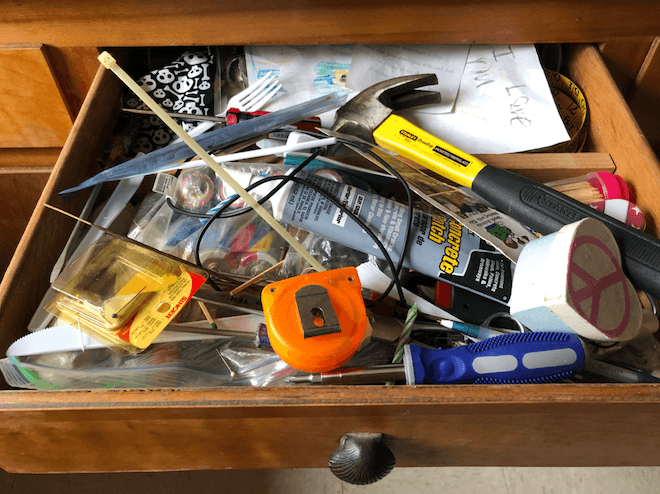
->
[328,433,395,485]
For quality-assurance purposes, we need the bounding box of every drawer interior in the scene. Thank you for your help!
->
[1,43,660,474]
[1,43,659,388]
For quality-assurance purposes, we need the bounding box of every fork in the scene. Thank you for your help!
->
[173,71,282,141]
[224,71,282,113]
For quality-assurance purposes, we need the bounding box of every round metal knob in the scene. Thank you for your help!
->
[328,433,395,485]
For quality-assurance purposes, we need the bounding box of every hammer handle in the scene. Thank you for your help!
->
[372,114,660,300]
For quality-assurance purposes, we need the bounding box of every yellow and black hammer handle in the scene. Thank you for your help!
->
[374,114,660,300]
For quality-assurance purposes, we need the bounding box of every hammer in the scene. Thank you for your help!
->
[330,74,660,301]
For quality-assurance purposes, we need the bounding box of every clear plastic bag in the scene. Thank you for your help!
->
[0,339,294,390]
[279,231,370,278]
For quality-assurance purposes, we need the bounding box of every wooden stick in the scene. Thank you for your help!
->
[197,300,217,329]
[97,51,325,273]
[230,260,286,296]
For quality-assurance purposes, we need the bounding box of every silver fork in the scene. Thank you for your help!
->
[174,71,282,141]
[224,71,282,114]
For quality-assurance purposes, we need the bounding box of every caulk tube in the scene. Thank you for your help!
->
[269,171,513,305]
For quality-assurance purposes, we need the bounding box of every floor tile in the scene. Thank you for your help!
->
[7,466,660,493]
[503,466,660,494]
[342,466,510,494]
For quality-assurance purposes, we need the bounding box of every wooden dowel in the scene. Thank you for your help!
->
[230,260,285,296]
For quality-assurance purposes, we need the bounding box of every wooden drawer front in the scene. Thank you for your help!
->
[1,44,660,474]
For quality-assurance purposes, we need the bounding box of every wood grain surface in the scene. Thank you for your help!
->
[0,1,660,47]
[44,46,101,118]
[0,148,61,168]
[0,385,659,473]
[0,65,118,355]
[566,44,660,236]
[1,45,660,474]
[0,170,51,277]
[0,46,72,148]
[599,39,655,97]
[627,38,660,157]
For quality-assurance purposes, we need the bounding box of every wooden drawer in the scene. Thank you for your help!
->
[1,43,660,474]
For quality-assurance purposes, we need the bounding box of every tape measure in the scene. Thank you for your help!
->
[262,267,371,373]
[531,70,588,153]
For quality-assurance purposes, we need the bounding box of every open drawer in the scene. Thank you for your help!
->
[1,44,660,474]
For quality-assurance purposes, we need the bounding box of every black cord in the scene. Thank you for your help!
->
[167,149,325,219]
[172,131,413,306]
[192,150,323,265]
[284,129,415,305]
[331,138,414,306]
[193,173,407,303]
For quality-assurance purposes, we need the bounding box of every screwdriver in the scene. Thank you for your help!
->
[286,331,586,385]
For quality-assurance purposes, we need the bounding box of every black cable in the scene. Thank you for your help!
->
[194,173,407,303]
[283,129,415,304]
[172,130,413,306]
[331,138,414,306]
[166,149,325,219]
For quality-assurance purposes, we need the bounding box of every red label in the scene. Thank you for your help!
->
[230,225,255,252]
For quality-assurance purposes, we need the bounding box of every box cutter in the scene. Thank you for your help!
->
[262,267,372,373]
[330,73,660,301]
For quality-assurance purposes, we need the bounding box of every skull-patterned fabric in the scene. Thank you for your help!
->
[124,48,216,157]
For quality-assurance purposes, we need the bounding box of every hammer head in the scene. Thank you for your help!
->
[331,74,441,144]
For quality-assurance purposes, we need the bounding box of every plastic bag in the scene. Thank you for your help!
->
[0,339,294,390]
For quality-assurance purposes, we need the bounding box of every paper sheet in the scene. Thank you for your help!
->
[346,44,470,114]
[399,44,571,154]
[246,44,569,154]
[245,45,354,126]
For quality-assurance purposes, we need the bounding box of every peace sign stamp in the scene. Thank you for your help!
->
[510,217,643,343]
[567,235,631,338]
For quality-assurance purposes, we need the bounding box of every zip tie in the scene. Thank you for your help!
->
[98,51,325,273]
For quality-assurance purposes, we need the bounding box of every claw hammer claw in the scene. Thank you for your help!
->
[331,74,441,144]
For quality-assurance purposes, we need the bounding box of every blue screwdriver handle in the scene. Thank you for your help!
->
[403,332,586,384]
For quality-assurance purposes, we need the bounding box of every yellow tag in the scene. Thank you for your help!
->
[125,270,192,348]
[116,272,177,298]
[250,231,274,252]
[113,268,206,349]
[373,114,486,188]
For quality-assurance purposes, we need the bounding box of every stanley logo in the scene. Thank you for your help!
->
[400,129,418,141]
[537,195,584,222]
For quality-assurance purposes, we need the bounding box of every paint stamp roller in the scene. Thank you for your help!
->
[509,217,651,343]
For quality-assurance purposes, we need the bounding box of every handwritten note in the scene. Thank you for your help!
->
[346,44,470,114]
[399,45,570,154]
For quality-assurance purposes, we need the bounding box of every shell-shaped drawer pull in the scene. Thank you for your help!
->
[328,433,395,485]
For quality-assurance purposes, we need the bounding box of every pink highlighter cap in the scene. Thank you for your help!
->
[588,172,630,201]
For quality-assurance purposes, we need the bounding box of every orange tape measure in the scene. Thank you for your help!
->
[262,267,371,373]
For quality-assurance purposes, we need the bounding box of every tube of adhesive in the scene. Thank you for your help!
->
[256,170,514,305]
